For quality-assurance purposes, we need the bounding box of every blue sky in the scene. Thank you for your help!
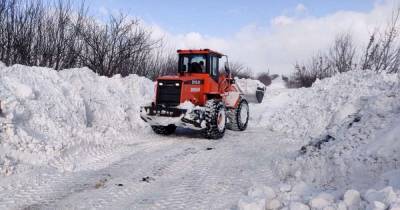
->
[64,0,393,74]
[83,0,376,37]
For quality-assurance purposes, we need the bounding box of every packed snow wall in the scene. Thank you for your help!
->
[0,65,154,174]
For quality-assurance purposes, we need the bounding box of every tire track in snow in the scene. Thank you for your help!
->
[0,137,175,209]
[129,129,292,210]
[87,140,217,209]
[0,129,296,210]
[147,142,223,210]
[41,135,214,209]
[204,131,281,209]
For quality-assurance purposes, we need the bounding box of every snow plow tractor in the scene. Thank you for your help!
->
[140,49,265,139]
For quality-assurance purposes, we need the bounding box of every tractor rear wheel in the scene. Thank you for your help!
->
[227,99,249,131]
[203,99,226,139]
[151,125,177,135]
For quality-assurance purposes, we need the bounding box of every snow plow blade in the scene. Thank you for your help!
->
[234,79,266,104]
[244,87,266,103]
[239,86,266,104]
[140,105,205,129]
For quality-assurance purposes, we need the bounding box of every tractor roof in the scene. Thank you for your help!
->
[177,49,224,57]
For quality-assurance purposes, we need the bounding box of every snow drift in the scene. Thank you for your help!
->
[0,65,154,174]
[243,70,400,209]
[252,70,399,141]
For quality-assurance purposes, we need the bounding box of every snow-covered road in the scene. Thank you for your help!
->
[0,128,299,210]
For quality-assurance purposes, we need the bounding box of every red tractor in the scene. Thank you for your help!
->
[140,49,264,139]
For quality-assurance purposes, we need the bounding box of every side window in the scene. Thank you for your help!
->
[212,57,218,76]
[181,57,189,72]
[208,56,219,82]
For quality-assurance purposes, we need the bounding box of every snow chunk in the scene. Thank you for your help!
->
[309,197,330,209]
[344,189,361,209]
[289,202,310,210]
[238,196,266,210]
[309,193,334,209]
[266,199,281,210]
[367,201,386,210]
[239,185,400,210]
[248,186,276,200]
[3,77,35,99]
[364,187,397,206]
[279,184,292,192]
[177,101,195,110]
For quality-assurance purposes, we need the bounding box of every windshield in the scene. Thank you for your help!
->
[179,55,207,73]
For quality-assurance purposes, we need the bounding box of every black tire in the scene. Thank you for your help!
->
[227,99,249,131]
[203,99,226,139]
[151,125,176,135]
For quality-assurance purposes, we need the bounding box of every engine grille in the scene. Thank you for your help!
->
[156,80,182,107]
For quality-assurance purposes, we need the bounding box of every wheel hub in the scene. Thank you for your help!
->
[240,103,249,124]
[217,110,226,132]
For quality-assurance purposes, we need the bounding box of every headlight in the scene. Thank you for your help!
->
[175,83,180,86]
[159,82,164,86]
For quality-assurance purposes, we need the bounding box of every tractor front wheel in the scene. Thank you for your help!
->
[227,99,249,131]
[203,99,226,139]
[151,125,177,135]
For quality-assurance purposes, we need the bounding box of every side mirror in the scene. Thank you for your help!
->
[224,62,230,74]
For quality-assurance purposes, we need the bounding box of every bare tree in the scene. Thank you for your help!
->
[0,0,167,78]
[287,63,318,88]
[328,33,356,73]
[288,54,332,88]
[228,62,253,79]
[145,47,178,80]
[257,72,272,86]
[288,32,356,88]
[361,6,400,73]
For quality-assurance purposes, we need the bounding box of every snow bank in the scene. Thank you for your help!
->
[243,70,400,209]
[284,74,400,191]
[252,70,399,140]
[0,65,153,175]
[239,184,400,210]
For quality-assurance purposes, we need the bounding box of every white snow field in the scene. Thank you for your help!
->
[0,64,399,209]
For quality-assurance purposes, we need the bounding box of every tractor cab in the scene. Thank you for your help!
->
[177,49,224,82]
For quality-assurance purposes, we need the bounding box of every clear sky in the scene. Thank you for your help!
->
[84,0,375,37]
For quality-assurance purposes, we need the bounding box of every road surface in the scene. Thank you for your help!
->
[0,127,300,210]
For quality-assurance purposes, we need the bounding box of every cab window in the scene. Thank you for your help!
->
[211,56,218,76]
[210,56,219,81]
[179,55,207,73]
